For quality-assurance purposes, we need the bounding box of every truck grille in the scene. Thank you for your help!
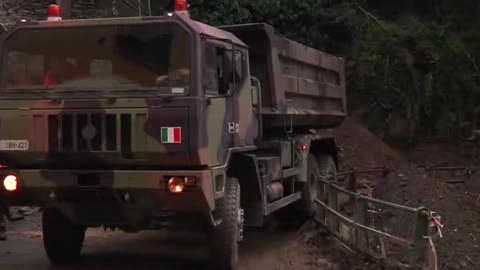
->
[48,113,132,152]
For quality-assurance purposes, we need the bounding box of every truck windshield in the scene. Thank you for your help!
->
[1,22,191,95]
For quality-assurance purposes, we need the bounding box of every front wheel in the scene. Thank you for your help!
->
[209,177,243,270]
[42,208,86,265]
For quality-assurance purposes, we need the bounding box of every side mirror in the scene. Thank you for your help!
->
[251,85,258,106]
[250,76,262,109]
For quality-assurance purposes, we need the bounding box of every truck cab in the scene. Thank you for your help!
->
[0,11,255,169]
[0,3,346,270]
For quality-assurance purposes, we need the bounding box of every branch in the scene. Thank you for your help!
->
[353,1,388,31]
[465,52,480,74]
[120,0,139,13]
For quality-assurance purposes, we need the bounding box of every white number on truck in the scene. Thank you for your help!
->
[0,140,29,151]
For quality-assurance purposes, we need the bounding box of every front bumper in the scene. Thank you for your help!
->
[0,169,216,228]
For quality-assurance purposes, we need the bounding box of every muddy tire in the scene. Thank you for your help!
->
[210,177,242,270]
[315,155,337,219]
[317,155,337,179]
[296,154,322,219]
[42,208,85,265]
[293,154,337,220]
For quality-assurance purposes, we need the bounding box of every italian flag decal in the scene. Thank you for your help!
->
[161,127,182,144]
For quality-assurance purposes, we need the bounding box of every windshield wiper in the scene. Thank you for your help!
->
[3,89,58,100]
[4,88,112,100]
[108,89,164,97]
[5,87,183,99]
[49,89,108,99]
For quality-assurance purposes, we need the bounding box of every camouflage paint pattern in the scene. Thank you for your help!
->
[219,23,346,133]
[0,13,346,229]
[0,13,249,227]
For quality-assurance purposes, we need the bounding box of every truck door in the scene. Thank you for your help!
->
[203,41,236,166]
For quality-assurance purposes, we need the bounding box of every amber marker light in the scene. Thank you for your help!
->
[168,177,185,193]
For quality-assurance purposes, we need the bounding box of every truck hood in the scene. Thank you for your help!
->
[0,102,192,169]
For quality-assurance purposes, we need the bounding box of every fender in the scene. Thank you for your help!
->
[297,135,338,183]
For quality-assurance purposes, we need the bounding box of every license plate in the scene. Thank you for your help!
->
[0,140,29,151]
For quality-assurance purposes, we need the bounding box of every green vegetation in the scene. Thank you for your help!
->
[186,0,480,143]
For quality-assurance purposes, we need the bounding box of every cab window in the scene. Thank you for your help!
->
[204,42,246,97]
[2,22,191,95]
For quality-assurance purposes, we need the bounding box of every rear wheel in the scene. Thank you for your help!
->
[209,177,243,270]
[317,155,337,179]
[296,154,322,219]
[42,208,86,265]
[293,154,337,219]
[315,155,337,219]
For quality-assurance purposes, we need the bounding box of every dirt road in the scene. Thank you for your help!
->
[0,208,372,270]
[0,210,313,270]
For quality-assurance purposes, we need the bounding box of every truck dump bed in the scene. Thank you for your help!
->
[219,23,347,132]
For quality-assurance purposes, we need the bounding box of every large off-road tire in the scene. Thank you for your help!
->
[296,154,322,219]
[317,155,337,179]
[42,208,86,265]
[294,154,337,219]
[315,155,337,219]
[210,177,243,270]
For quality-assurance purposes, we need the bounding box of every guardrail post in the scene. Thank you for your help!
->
[327,182,339,234]
[354,196,368,250]
[348,168,357,192]
[316,178,326,224]
[411,208,430,267]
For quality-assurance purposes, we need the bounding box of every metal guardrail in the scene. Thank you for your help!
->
[418,165,479,177]
[314,168,439,270]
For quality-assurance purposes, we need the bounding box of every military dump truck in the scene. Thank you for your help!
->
[0,2,346,269]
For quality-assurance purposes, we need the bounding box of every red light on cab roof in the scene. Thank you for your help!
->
[175,0,188,12]
[47,4,62,21]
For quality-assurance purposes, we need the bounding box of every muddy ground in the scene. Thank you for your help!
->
[336,117,480,270]
[0,209,377,270]
[1,117,479,270]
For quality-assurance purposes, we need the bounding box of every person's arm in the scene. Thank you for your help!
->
[44,70,56,88]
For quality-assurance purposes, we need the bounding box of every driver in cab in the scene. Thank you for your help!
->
[44,57,90,88]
